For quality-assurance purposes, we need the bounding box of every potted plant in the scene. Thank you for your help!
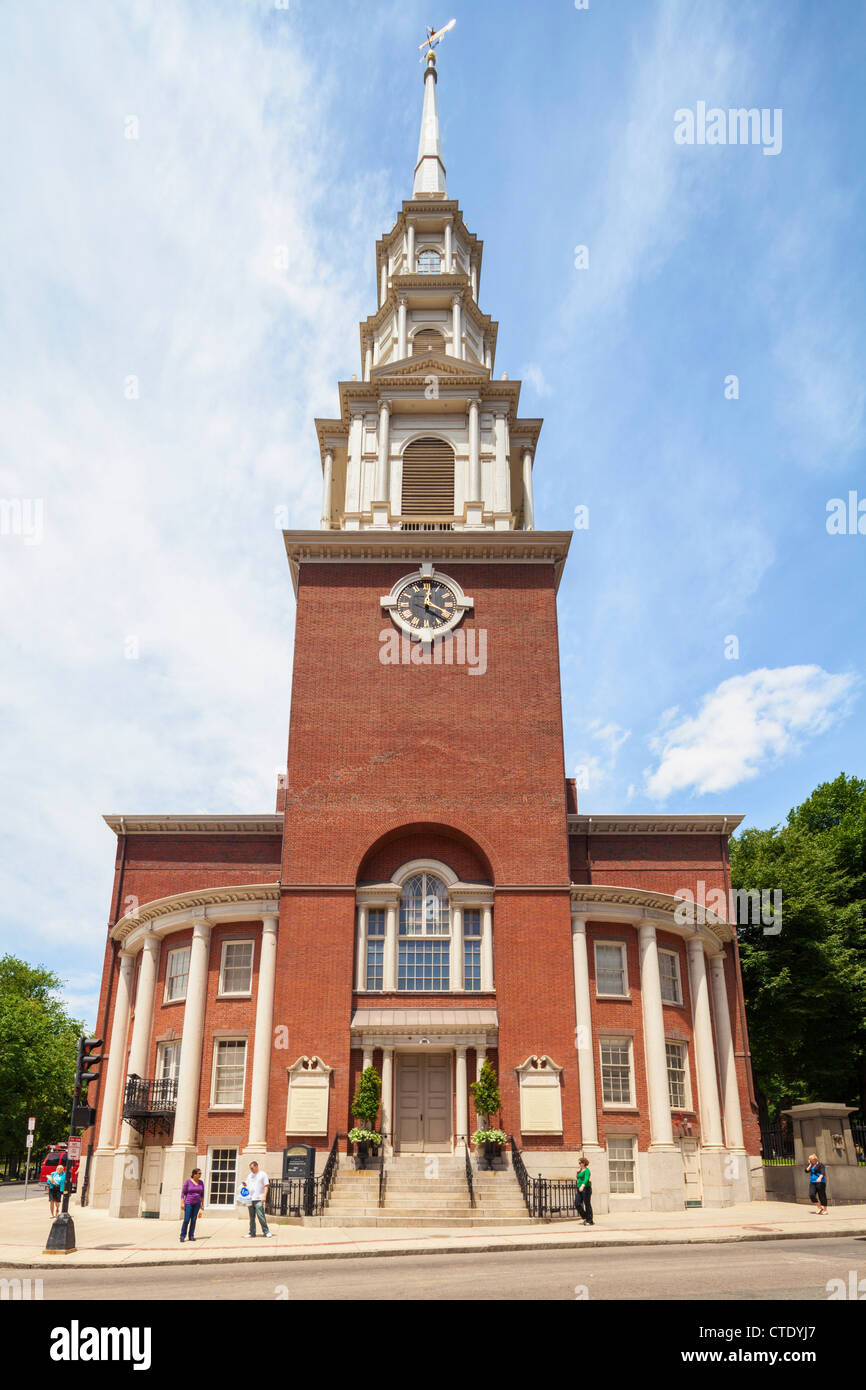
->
[470,1059,504,1168]
[350,1065,382,1168]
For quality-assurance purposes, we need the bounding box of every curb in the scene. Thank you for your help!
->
[2,1222,866,1270]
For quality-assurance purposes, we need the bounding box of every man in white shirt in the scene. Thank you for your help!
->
[243,1161,273,1238]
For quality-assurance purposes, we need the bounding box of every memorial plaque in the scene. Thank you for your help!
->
[282,1144,315,1182]
[286,1062,331,1135]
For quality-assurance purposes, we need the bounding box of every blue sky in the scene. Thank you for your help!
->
[1,0,864,1027]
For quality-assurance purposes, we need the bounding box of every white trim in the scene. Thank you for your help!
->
[599,1034,635,1109]
[593,938,629,999]
[163,944,191,1003]
[658,947,684,1006]
[390,857,459,888]
[217,939,255,998]
[607,1133,640,1197]
[209,1037,248,1110]
[664,1037,692,1112]
[204,1143,239,1211]
[380,568,474,644]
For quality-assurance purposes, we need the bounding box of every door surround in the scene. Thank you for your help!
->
[394,1051,453,1153]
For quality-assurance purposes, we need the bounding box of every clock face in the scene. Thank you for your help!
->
[395,577,458,634]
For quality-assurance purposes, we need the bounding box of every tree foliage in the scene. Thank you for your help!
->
[730,774,866,1118]
[470,1058,502,1126]
[351,1066,381,1129]
[0,955,83,1151]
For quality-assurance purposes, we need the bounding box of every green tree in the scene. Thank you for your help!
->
[730,774,866,1118]
[351,1066,382,1130]
[0,955,83,1152]
[470,1058,502,1127]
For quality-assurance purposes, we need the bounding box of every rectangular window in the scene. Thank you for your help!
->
[666,1041,688,1109]
[608,1136,637,1194]
[659,950,682,1004]
[398,940,450,991]
[156,1040,181,1083]
[212,1039,247,1107]
[219,941,254,996]
[600,1037,633,1106]
[596,942,627,996]
[165,946,190,1002]
[463,909,481,991]
[365,910,385,990]
[207,1147,237,1207]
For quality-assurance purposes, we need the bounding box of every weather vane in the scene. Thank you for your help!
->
[419,18,456,60]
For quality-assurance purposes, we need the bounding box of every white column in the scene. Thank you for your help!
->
[709,953,745,1151]
[346,408,363,514]
[451,295,462,357]
[638,920,675,1147]
[688,938,725,1149]
[383,903,398,990]
[171,919,212,1148]
[481,904,494,991]
[320,449,333,529]
[522,449,534,530]
[451,904,463,991]
[470,260,478,299]
[468,399,480,502]
[355,905,368,991]
[494,412,509,512]
[571,916,599,1148]
[246,916,278,1154]
[379,262,387,305]
[444,219,453,272]
[484,341,492,371]
[362,1048,373,1071]
[364,344,372,380]
[96,951,136,1153]
[475,1047,486,1081]
[381,1047,394,1144]
[406,222,415,273]
[118,932,161,1149]
[397,297,407,359]
[455,1047,468,1144]
[374,399,391,502]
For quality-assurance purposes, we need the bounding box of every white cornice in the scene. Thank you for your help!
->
[110,882,281,947]
[568,814,744,835]
[282,528,572,594]
[569,883,733,950]
[104,814,284,836]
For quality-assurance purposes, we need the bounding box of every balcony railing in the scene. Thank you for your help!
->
[122,1075,178,1136]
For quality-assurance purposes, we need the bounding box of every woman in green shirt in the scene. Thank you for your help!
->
[575,1157,594,1226]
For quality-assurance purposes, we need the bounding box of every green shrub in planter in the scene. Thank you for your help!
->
[348,1128,383,1146]
[471,1129,508,1146]
[470,1058,502,1129]
[351,1065,382,1129]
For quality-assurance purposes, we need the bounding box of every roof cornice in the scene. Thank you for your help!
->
[568,814,744,835]
[103,814,284,836]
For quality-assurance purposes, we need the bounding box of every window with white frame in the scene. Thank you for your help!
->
[207,1147,237,1207]
[218,940,253,996]
[365,909,385,990]
[463,909,481,992]
[608,1135,637,1194]
[398,873,450,991]
[156,1039,181,1083]
[600,1036,633,1106]
[666,1040,689,1110]
[659,949,683,1004]
[211,1038,247,1107]
[595,941,628,996]
[165,946,190,1002]
[417,248,441,274]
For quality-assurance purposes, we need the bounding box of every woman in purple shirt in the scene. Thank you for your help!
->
[180,1168,205,1242]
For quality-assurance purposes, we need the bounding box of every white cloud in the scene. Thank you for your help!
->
[520,363,552,398]
[644,666,858,799]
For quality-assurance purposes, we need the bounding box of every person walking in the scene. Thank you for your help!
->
[180,1168,205,1242]
[242,1160,273,1238]
[805,1153,827,1213]
[575,1155,594,1226]
[46,1153,67,1217]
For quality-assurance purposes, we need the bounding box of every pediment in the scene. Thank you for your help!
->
[371,352,488,384]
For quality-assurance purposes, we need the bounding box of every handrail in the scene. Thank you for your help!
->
[463,1138,476,1209]
[378,1135,387,1208]
[509,1133,532,1216]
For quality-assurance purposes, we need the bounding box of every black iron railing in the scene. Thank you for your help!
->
[851,1119,866,1166]
[377,1136,387,1209]
[510,1135,579,1220]
[760,1123,795,1166]
[265,1133,344,1218]
[0,1150,48,1183]
[121,1076,177,1135]
[463,1138,475,1209]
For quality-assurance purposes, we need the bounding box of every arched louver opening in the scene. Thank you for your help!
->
[412,329,446,355]
[401,437,455,517]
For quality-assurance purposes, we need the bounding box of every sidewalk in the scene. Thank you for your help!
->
[2,1194,866,1269]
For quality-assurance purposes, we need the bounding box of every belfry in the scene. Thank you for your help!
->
[89,45,764,1223]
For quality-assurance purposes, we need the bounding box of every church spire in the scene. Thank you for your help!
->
[413,50,447,198]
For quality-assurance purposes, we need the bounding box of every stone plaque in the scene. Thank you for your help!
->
[286,1057,331,1135]
[517,1055,563,1135]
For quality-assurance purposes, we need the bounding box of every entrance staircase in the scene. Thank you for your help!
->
[315,1154,535,1228]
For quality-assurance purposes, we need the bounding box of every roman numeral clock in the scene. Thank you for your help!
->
[381,563,473,642]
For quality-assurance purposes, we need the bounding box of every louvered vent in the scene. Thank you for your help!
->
[412,329,445,354]
[401,437,455,517]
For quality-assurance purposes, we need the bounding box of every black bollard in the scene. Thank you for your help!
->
[44,1211,76,1254]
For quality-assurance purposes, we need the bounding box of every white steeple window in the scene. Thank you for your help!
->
[417,249,442,274]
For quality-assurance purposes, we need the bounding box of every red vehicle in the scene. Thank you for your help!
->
[39,1145,79,1191]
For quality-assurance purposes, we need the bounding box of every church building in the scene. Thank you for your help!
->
[89,49,765,1222]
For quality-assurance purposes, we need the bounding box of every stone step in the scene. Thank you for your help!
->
[315,1214,535,1228]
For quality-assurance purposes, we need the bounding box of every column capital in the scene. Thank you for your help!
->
[686,934,707,958]
[379,398,392,416]
[455,1044,468,1057]
[398,294,407,307]
[118,949,137,969]
[191,918,212,941]
[570,914,587,934]
[261,915,279,934]
[638,918,657,939]
[451,293,462,307]
[141,930,161,953]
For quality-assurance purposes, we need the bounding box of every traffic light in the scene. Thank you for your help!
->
[71,1036,105,1130]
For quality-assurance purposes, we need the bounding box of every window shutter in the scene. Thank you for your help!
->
[412,329,445,354]
[401,437,455,516]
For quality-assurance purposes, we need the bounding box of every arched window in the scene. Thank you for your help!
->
[399,872,450,991]
[401,437,455,517]
[417,249,441,274]
[412,329,445,355]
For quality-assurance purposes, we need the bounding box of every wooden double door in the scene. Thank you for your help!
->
[394,1053,452,1152]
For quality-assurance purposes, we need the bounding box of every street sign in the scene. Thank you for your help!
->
[25,1134,33,1148]
[66,1137,82,1161]
[28,1117,35,1130]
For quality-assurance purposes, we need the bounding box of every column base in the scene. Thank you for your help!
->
[700,1147,750,1206]
[646,1147,684,1211]
[159,1144,199,1220]
[89,1150,116,1209]
[108,1147,143,1219]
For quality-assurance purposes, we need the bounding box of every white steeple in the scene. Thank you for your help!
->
[413,51,447,197]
